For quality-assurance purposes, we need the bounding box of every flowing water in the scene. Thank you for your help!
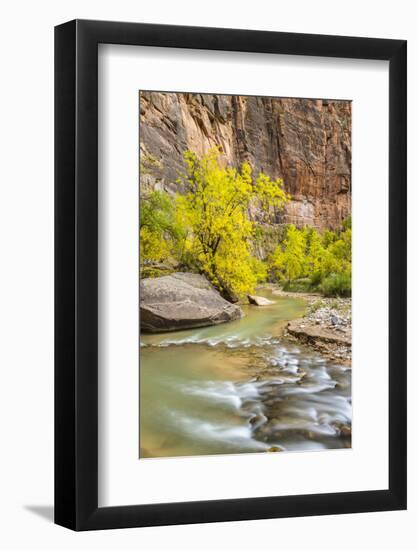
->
[140,290,351,458]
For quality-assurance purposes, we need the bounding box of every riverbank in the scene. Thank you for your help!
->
[251,285,351,365]
[267,287,351,365]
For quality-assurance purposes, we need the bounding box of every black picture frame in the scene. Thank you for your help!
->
[55,19,407,531]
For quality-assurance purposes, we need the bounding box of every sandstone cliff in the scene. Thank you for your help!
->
[139,91,351,230]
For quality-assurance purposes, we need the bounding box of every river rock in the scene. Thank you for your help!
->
[267,446,283,452]
[140,273,243,333]
[287,320,350,346]
[248,295,275,306]
[333,422,352,439]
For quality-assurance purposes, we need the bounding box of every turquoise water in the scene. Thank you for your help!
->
[140,291,351,458]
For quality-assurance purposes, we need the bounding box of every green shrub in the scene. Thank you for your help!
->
[283,278,312,293]
[320,272,351,297]
[309,270,323,287]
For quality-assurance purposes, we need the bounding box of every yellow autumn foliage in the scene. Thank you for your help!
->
[139,148,351,298]
[175,149,289,297]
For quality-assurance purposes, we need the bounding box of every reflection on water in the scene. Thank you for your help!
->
[140,292,351,458]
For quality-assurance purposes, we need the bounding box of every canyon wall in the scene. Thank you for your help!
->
[139,91,351,230]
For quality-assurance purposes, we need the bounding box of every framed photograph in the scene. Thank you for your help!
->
[55,19,407,530]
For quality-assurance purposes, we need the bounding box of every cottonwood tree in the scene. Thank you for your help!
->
[176,149,289,299]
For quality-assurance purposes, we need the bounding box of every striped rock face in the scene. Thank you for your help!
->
[139,91,351,232]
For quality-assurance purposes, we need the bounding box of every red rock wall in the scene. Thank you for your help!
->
[140,91,351,230]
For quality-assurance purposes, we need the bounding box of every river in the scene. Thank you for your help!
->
[140,290,351,458]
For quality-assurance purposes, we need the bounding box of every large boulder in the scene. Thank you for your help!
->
[140,273,243,333]
[247,295,275,306]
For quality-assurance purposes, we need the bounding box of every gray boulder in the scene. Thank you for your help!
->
[247,295,275,306]
[140,273,243,333]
